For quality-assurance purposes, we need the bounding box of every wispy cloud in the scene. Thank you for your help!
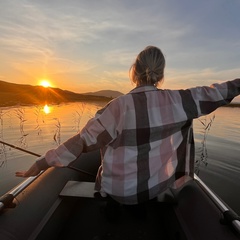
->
[165,67,240,90]
[0,0,239,93]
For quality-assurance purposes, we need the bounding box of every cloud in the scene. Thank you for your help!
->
[0,0,240,93]
[164,67,240,89]
[102,49,137,67]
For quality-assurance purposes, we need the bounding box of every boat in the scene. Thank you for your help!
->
[0,150,240,240]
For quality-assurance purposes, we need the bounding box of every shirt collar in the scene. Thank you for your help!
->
[129,85,158,94]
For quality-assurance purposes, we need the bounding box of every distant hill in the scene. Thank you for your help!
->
[83,90,123,98]
[0,80,113,107]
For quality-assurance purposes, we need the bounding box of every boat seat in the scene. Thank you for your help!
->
[59,181,177,204]
[59,181,96,198]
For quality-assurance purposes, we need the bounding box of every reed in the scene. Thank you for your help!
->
[0,110,9,167]
[0,112,5,167]
[0,110,4,140]
[15,108,29,148]
[72,103,86,133]
[34,106,45,136]
[53,118,61,146]
[195,114,215,175]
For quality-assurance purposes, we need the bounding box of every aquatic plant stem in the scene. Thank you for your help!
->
[0,140,95,177]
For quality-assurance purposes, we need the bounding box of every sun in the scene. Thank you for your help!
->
[39,80,52,88]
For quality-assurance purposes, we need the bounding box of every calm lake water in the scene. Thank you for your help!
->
[0,102,240,214]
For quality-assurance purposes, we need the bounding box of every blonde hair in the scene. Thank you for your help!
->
[129,46,165,86]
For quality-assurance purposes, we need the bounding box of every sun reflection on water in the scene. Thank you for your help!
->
[43,104,51,114]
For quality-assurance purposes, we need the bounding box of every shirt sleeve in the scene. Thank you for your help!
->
[80,99,121,152]
[179,78,240,118]
[36,134,84,168]
[36,99,121,168]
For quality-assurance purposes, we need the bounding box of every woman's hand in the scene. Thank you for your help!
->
[15,162,41,177]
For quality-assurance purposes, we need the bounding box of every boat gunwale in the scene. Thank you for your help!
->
[194,174,240,235]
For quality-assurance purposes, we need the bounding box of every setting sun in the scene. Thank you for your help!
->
[39,80,51,88]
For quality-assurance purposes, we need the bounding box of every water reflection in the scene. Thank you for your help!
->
[0,102,104,169]
[43,104,51,114]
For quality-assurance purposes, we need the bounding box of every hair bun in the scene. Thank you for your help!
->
[146,68,158,84]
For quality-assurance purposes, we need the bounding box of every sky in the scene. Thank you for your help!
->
[0,0,240,101]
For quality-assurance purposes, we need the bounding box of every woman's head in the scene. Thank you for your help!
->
[130,46,165,87]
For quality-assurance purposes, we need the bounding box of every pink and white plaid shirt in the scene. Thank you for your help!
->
[37,79,240,204]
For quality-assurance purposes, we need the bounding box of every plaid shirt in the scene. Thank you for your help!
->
[37,79,240,204]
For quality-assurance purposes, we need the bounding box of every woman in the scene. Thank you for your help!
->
[16,46,240,205]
